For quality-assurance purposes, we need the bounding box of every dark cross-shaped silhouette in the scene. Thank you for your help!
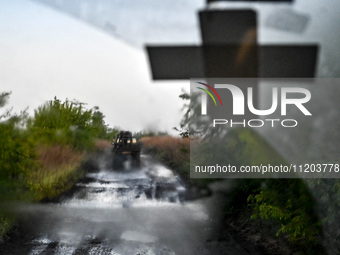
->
[207,0,293,3]
[146,9,317,80]
[146,7,318,123]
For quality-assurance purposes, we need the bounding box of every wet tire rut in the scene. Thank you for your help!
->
[0,155,260,255]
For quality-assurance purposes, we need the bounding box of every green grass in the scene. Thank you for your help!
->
[27,144,86,201]
[0,144,87,241]
[28,163,85,201]
[0,214,15,243]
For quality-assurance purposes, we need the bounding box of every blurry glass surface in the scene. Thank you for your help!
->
[32,0,340,77]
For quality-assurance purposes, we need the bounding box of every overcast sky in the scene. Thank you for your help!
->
[0,0,201,133]
[1,0,339,133]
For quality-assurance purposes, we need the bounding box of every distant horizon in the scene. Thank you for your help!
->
[1,0,339,133]
[0,0,189,133]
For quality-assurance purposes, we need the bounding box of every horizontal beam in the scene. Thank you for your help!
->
[259,45,317,78]
[207,0,293,3]
[146,45,317,79]
[146,46,204,80]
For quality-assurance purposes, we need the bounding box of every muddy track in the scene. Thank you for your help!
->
[0,153,263,255]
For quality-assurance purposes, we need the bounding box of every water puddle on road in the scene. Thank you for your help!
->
[120,230,157,243]
[15,157,217,255]
[62,160,186,209]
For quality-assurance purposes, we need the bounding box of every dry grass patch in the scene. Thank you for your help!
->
[141,136,189,174]
[28,145,85,201]
[94,139,112,150]
[37,145,84,169]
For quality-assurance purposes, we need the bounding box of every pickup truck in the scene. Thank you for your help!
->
[112,131,141,169]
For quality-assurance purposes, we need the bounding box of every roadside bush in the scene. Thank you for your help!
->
[25,97,113,200]
[0,93,118,241]
[247,179,322,249]
[0,92,36,241]
[0,92,36,201]
[27,97,109,150]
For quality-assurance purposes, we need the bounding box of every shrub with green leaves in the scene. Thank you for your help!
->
[0,93,117,240]
[28,97,108,150]
[0,93,36,201]
[247,179,321,246]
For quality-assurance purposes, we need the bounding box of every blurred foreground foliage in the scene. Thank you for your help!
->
[247,179,321,245]
[168,90,340,254]
[196,129,326,253]
[213,129,340,253]
[144,129,328,253]
[0,93,118,241]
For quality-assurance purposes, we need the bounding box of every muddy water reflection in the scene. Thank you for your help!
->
[1,156,257,255]
[10,157,215,255]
